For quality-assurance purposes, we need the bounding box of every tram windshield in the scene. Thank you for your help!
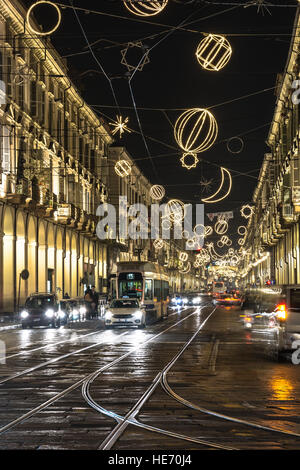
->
[118,272,143,299]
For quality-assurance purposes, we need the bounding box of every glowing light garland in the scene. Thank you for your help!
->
[201,167,232,204]
[26,1,61,36]
[123,0,168,17]
[174,108,218,154]
[114,160,132,178]
[195,34,232,72]
[109,115,131,138]
[150,185,165,201]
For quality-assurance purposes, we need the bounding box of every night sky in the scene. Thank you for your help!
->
[22,0,298,244]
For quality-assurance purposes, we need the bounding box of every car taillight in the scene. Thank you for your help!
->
[276,304,287,320]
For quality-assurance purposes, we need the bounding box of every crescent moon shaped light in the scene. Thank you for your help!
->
[201,167,232,203]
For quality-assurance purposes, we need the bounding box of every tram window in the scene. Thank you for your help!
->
[144,279,153,300]
[154,280,161,301]
[119,280,142,299]
[162,281,169,301]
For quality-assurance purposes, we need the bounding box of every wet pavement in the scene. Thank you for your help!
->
[0,300,300,450]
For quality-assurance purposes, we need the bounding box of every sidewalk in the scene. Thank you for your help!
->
[0,314,21,332]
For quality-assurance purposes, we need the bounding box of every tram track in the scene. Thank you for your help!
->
[0,306,204,437]
[82,304,300,450]
[82,305,234,451]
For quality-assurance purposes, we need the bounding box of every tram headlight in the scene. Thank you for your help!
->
[21,310,29,319]
[45,309,54,318]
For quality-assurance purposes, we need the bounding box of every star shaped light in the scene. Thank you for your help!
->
[120,41,150,73]
[109,115,131,138]
[245,0,272,16]
[199,177,214,193]
[180,152,199,170]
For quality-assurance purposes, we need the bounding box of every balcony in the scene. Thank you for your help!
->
[56,202,77,225]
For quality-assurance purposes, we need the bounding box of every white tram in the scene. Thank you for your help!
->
[110,262,170,321]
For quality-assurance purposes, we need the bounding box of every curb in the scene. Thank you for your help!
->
[0,324,21,332]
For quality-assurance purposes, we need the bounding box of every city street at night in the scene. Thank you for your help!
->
[2,0,300,459]
[1,300,300,451]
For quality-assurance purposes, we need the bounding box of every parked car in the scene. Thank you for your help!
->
[104,298,146,328]
[20,293,62,328]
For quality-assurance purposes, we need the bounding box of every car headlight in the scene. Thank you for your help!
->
[21,310,29,319]
[105,310,112,320]
[72,309,79,317]
[172,297,177,303]
[193,297,201,304]
[182,298,188,304]
[134,310,143,320]
[58,310,66,319]
[79,306,86,315]
[45,309,54,318]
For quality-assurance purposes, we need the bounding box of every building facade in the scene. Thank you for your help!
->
[241,9,300,288]
[0,0,113,313]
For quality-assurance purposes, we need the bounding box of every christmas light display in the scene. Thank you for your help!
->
[238,225,247,236]
[241,204,255,219]
[180,152,199,170]
[26,1,61,36]
[123,0,168,17]
[214,218,228,235]
[201,167,232,204]
[150,184,165,201]
[174,108,218,154]
[195,34,232,72]
[114,160,131,178]
[165,199,185,223]
[109,115,131,138]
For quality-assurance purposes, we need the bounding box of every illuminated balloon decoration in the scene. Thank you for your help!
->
[179,252,188,262]
[114,160,131,178]
[174,108,218,154]
[214,218,228,235]
[204,225,213,237]
[165,199,185,223]
[238,238,245,246]
[26,1,62,36]
[195,34,232,72]
[123,0,168,17]
[201,167,232,204]
[180,153,199,170]
[150,184,165,201]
